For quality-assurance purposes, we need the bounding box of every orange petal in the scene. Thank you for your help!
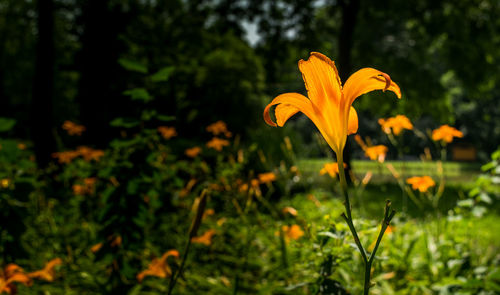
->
[343,68,402,106]
[347,107,358,135]
[298,52,342,108]
[263,93,319,127]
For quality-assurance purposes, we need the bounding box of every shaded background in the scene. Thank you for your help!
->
[1,0,499,164]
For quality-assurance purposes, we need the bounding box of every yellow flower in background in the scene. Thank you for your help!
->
[206,137,229,151]
[432,125,463,143]
[157,126,177,139]
[354,135,388,162]
[0,264,32,294]
[28,258,62,282]
[206,120,232,138]
[258,172,276,184]
[1,179,10,189]
[406,176,436,193]
[378,115,413,136]
[365,145,388,162]
[320,162,347,178]
[185,146,202,158]
[62,120,86,136]
[137,250,180,282]
[264,52,401,156]
[191,229,216,246]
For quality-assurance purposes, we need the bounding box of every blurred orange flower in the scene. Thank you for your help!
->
[77,146,104,162]
[280,225,304,242]
[157,126,177,139]
[206,137,229,151]
[206,121,232,138]
[378,115,413,136]
[137,250,180,283]
[90,243,103,253]
[0,264,32,294]
[264,52,401,157]
[431,125,463,143]
[320,162,346,178]
[191,229,216,246]
[185,146,202,158]
[354,135,387,162]
[72,177,97,195]
[282,206,298,216]
[52,150,80,164]
[62,120,86,136]
[28,258,62,282]
[406,176,436,192]
[17,143,26,150]
[258,172,276,184]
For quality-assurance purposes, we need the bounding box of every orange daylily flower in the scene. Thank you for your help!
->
[185,146,202,158]
[406,176,436,193]
[320,162,347,178]
[354,135,388,162]
[72,177,97,195]
[0,264,32,294]
[137,250,180,282]
[191,229,216,246]
[206,137,230,151]
[62,120,86,136]
[17,143,26,150]
[264,52,401,157]
[258,172,276,184]
[77,146,104,162]
[431,125,463,143]
[279,225,304,242]
[206,121,232,138]
[157,126,177,139]
[28,258,62,282]
[378,115,413,136]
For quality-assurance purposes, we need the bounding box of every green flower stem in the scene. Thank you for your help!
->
[168,237,192,295]
[337,152,395,295]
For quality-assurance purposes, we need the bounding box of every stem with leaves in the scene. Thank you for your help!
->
[337,152,395,295]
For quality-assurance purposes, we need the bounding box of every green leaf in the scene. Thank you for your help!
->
[118,58,148,73]
[123,88,152,102]
[150,66,174,82]
[110,117,140,128]
[156,114,176,122]
[0,117,16,132]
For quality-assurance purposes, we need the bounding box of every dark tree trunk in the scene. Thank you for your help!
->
[338,0,360,184]
[31,0,56,167]
[77,0,125,147]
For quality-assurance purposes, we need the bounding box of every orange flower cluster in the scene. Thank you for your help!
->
[191,229,216,246]
[72,178,97,195]
[62,120,86,136]
[354,135,388,162]
[406,176,436,192]
[0,259,62,294]
[137,250,179,283]
[431,125,463,143]
[157,126,177,139]
[185,146,202,158]
[206,137,230,151]
[378,115,413,136]
[206,121,232,138]
[52,146,104,164]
